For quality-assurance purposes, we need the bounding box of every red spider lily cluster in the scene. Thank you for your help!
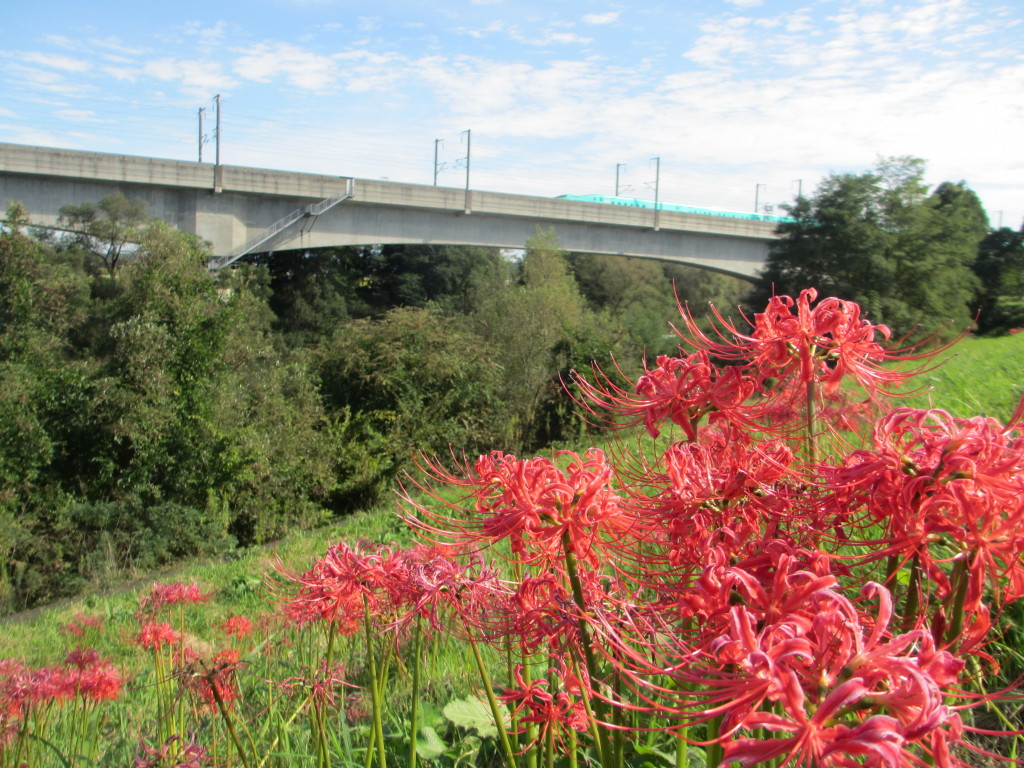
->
[3,289,1022,768]
[379,288,1024,768]
[135,621,180,651]
[60,612,104,638]
[0,651,123,749]
[275,540,503,636]
[139,582,214,614]
[219,615,253,640]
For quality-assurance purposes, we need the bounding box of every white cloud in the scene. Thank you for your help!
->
[143,58,238,95]
[54,109,103,122]
[582,12,620,25]
[233,43,340,90]
[506,27,593,45]
[182,21,232,48]
[20,52,90,72]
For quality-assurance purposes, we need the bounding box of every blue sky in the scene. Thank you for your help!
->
[2,0,1022,228]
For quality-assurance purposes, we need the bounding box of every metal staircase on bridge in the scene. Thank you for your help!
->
[207,179,355,270]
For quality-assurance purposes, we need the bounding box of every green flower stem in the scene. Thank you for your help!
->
[363,595,387,768]
[408,617,422,768]
[562,532,613,768]
[545,712,555,768]
[705,713,724,768]
[944,556,971,647]
[467,635,519,768]
[209,670,254,768]
[805,378,818,465]
[901,553,922,633]
[675,725,689,768]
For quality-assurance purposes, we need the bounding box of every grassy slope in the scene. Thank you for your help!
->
[2,333,1021,661]
[902,332,1024,421]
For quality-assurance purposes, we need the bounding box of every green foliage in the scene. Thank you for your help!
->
[317,304,510,507]
[350,243,510,316]
[243,250,354,346]
[58,191,148,276]
[441,695,510,739]
[0,203,343,611]
[973,227,1024,334]
[474,228,615,449]
[751,157,986,340]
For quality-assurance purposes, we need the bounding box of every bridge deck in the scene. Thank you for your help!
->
[0,142,776,279]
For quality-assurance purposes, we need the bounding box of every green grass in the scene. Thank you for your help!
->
[902,332,1024,421]
[1,333,1022,767]
[4,333,1021,655]
[0,504,411,664]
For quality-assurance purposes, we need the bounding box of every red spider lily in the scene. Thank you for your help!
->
[136,621,180,651]
[61,649,124,701]
[499,664,589,750]
[590,538,969,762]
[60,612,104,637]
[398,550,505,635]
[674,288,938,397]
[139,582,213,614]
[756,374,879,434]
[402,448,633,569]
[505,575,581,656]
[625,436,805,569]
[187,649,242,710]
[73,659,123,702]
[827,405,1024,639]
[279,661,350,708]
[275,541,412,632]
[721,682,908,768]
[571,350,761,440]
[219,615,253,639]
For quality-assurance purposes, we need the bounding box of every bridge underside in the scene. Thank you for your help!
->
[259,204,767,281]
[0,143,773,280]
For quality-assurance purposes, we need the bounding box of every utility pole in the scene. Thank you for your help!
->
[214,94,221,167]
[651,156,661,230]
[755,183,766,213]
[198,107,206,162]
[615,163,626,196]
[213,94,222,193]
[792,179,803,198]
[461,129,471,213]
[433,138,444,186]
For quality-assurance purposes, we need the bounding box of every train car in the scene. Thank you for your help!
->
[557,194,792,224]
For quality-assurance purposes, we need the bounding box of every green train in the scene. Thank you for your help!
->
[557,194,792,224]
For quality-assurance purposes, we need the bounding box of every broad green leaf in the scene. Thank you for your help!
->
[415,725,447,760]
[442,695,509,739]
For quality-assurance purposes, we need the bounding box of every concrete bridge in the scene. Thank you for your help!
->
[0,142,777,279]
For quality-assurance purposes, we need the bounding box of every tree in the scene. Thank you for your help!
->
[474,228,613,449]
[751,158,985,340]
[58,192,148,276]
[973,226,1024,333]
[315,305,509,508]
